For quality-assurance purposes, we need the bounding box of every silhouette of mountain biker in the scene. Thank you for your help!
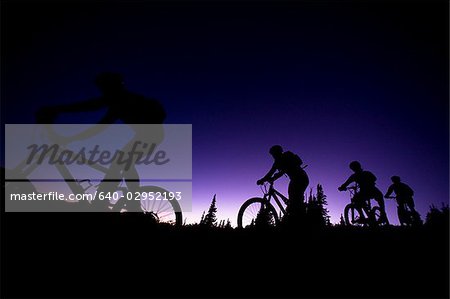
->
[385,176,418,214]
[338,161,387,223]
[257,145,309,223]
[35,72,166,211]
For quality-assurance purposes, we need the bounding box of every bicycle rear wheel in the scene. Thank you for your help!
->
[140,186,182,226]
[237,197,279,229]
[116,186,182,226]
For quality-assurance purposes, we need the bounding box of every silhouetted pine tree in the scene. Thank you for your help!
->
[199,211,205,224]
[316,184,331,226]
[306,184,330,228]
[201,194,218,227]
[254,205,275,227]
[339,214,346,226]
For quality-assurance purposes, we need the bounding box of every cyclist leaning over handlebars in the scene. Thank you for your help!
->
[35,72,166,212]
[384,176,417,213]
[338,161,388,224]
[256,145,309,224]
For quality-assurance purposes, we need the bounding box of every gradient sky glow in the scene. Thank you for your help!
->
[2,0,448,225]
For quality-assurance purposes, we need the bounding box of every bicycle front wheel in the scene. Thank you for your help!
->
[237,197,279,229]
[344,204,365,226]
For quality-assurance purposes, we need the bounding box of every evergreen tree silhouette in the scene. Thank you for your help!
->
[200,211,205,224]
[316,184,331,226]
[254,205,275,227]
[201,194,218,227]
[339,214,346,226]
[306,184,330,228]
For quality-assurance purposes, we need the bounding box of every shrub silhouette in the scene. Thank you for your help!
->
[425,203,449,228]
[218,219,233,229]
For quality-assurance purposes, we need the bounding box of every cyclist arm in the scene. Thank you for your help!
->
[257,164,278,184]
[36,98,106,123]
[338,175,355,191]
[270,171,284,182]
[48,98,106,113]
[384,185,394,198]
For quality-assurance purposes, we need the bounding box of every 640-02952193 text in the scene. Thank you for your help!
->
[8,191,183,201]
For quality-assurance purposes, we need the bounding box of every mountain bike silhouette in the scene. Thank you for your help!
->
[237,181,287,228]
[385,196,422,227]
[4,124,182,226]
[343,184,388,227]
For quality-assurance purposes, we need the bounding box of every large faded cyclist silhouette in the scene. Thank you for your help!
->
[35,73,181,221]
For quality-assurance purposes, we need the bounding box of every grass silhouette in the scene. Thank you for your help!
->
[3,206,448,299]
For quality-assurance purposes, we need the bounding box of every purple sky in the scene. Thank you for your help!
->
[2,1,448,225]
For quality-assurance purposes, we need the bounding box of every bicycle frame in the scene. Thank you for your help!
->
[346,185,375,221]
[262,182,288,216]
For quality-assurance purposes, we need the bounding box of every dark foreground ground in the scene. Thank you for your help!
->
[2,213,449,299]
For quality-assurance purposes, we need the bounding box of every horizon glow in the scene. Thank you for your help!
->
[2,1,448,226]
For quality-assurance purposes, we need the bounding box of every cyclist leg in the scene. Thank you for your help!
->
[352,193,366,222]
[93,137,141,211]
[93,164,122,211]
[286,177,308,224]
[405,197,417,212]
[404,196,422,224]
[120,128,164,212]
[372,188,388,222]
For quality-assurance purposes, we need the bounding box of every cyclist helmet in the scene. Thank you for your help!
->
[391,176,401,183]
[269,145,283,156]
[349,161,362,171]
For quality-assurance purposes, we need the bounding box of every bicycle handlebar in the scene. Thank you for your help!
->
[339,185,358,192]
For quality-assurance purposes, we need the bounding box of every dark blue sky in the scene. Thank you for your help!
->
[2,0,448,224]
